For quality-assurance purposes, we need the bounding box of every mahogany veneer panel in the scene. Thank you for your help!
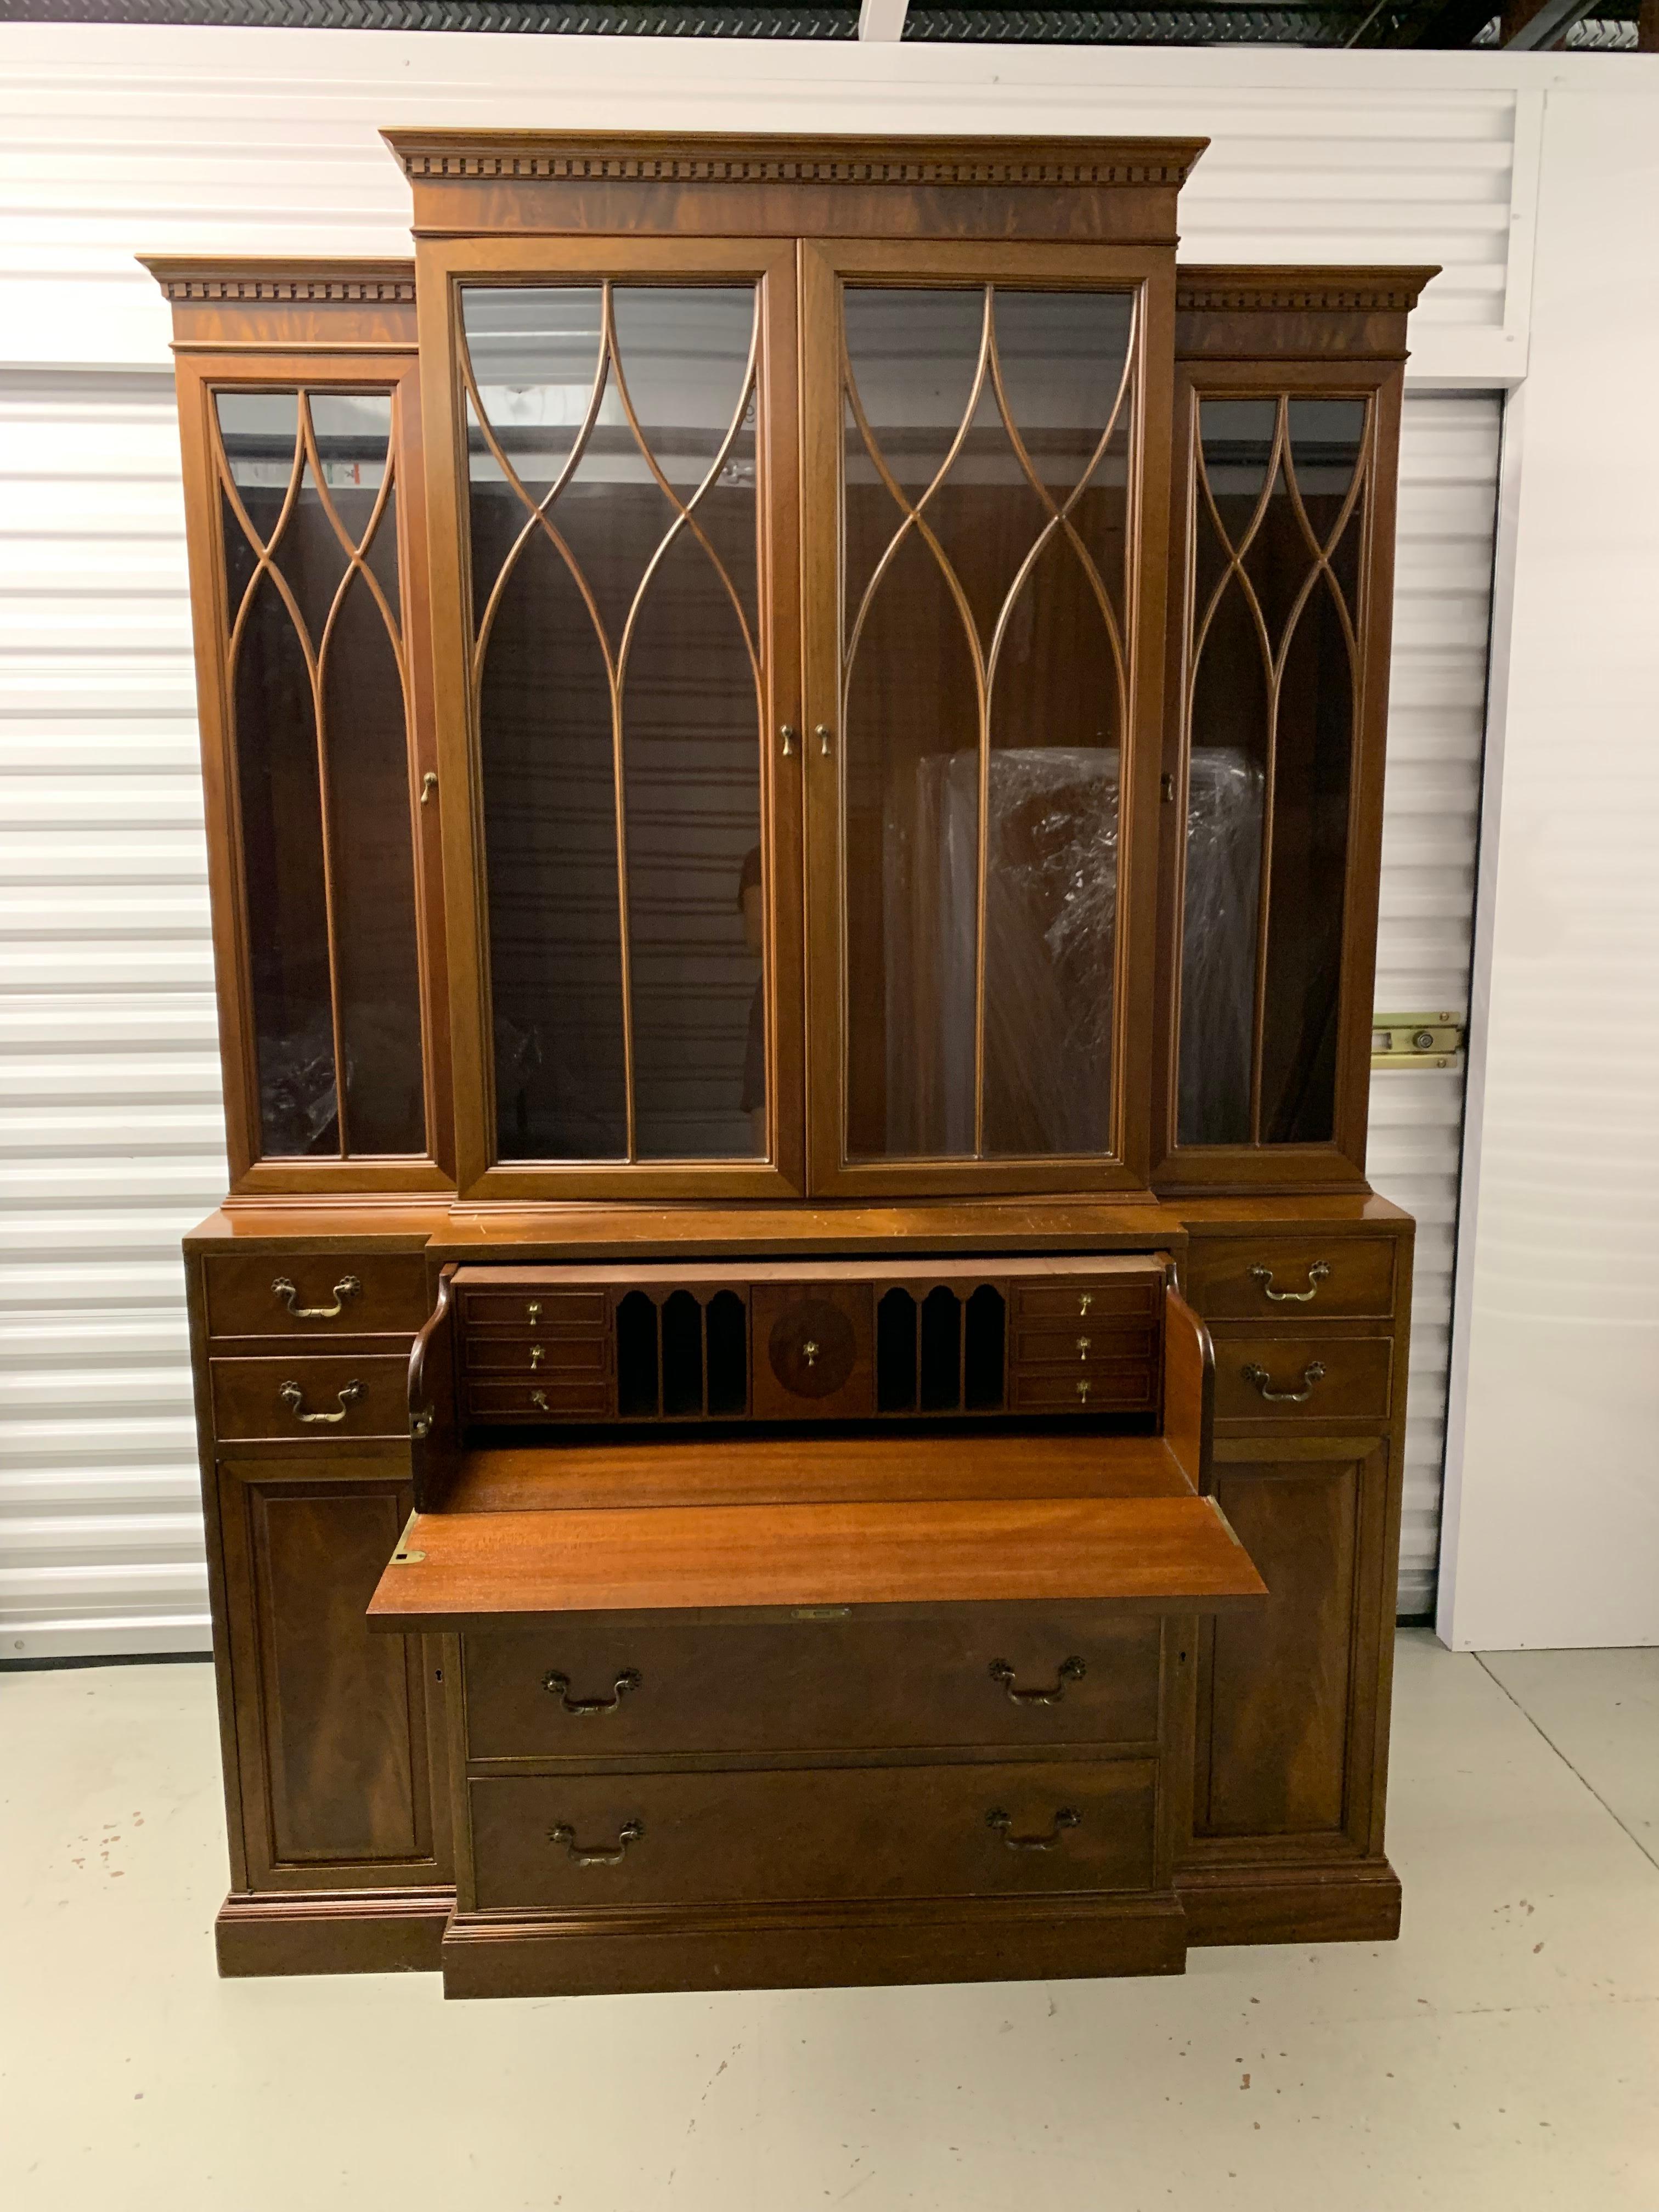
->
[369,1491,1265,1629]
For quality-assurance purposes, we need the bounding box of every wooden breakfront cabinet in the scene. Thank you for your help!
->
[148,133,1430,1996]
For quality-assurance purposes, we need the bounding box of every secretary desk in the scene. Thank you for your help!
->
[146,130,1429,1998]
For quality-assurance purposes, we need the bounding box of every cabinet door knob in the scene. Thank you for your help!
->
[279,1379,364,1424]
[419,770,438,806]
[271,1274,360,1321]
[1249,1261,1330,1304]
[780,723,797,757]
[986,1807,1081,1853]
[1241,1361,1325,1404]
[815,722,832,757]
[989,1657,1086,1707]
[548,1819,644,1868]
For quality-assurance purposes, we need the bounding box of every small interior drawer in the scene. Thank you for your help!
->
[1212,1335,1393,1423]
[464,1337,609,1376]
[1012,1324,1158,1368]
[460,1288,610,1332]
[466,1379,612,1423]
[468,1757,1158,1912]
[463,1613,1161,1760]
[204,1254,428,1341]
[1013,1278,1161,1324]
[1184,1238,1396,1323]
[1009,1367,1156,1414]
[209,1353,411,1442]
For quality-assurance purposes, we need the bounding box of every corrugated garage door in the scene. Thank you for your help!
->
[1369,392,1502,1621]
[0,380,1496,1655]
[0,368,224,1659]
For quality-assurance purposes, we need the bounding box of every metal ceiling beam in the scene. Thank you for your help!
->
[858,0,910,35]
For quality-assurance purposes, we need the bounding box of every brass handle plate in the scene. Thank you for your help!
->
[544,1667,642,1716]
[280,1379,364,1425]
[1249,1260,1331,1304]
[1242,1361,1326,1404]
[986,1807,1081,1853]
[549,1818,643,1868]
[271,1274,360,1321]
[989,1657,1086,1707]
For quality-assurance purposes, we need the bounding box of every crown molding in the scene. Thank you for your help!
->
[139,257,416,305]
[383,129,1209,191]
[1176,265,1441,315]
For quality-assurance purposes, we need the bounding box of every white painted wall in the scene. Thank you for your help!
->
[0,22,1654,1652]
[1436,84,1659,1650]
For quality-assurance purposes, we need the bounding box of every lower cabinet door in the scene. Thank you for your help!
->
[1194,1440,1390,1846]
[218,1460,449,1891]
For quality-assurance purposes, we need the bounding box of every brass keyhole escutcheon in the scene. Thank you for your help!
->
[768,1298,856,1400]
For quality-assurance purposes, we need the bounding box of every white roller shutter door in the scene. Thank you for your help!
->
[1370,392,1502,1620]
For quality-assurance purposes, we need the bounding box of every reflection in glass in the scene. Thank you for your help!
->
[1178,393,1368,1147]
[214,387,423,1158]
[462,284,765,1163]
[840,286,1135,1160]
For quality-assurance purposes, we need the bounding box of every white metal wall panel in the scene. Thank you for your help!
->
[0,27,1511,1654]
[0,368,224,1659]
[1368,392,1502,1618]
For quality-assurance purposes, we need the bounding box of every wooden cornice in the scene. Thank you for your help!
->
[382,129,1209,191]
[139,257,416,306]
[1176,265,1441,315]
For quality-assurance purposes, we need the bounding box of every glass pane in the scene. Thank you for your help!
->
[214,386,424,1159]
[464,283,764,1163]
[1178,394,1367,1148]
[842,285,1135,1160]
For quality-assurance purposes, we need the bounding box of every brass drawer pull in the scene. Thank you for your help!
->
[543,1667,642,1716]
[530,1389,549,1411]
[1076,1334,1091,1357]
[1241,1361,1325,1404]
[271,1274,360,1321]
[549,1818,643,1868]
[527,1301,541,1322]
[1076,1378,1091,1403]
[986,1807,1081,1853]
[529,1345,544,1368]
[280,1379,364,1424]
[1249,1261,1330,1304]
[989,1656,1086,1706]
[1079,1292,1093,1316]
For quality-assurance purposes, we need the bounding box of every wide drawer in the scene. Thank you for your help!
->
[1009,1365,1156,1414]
[464,1614,1161,1760]
[460,1287,609,1332]
[1013,1278,1161,1324]
[204,1253,428,1341]
[1185,1238,1396,1323]
[465,1337,610,1377]
[469,1757,1158,1910]
[466,1380,613,1423]
[1212,1335,1393,1423]
[210,1353,412,1442]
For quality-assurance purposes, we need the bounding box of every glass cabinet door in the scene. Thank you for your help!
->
[802,246,1166,1194]
[208,374,435,1178]
[448,252,802,1192]
[1163,374,1389,1181]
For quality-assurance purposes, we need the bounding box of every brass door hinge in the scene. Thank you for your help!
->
[1372,1012,1465,1069]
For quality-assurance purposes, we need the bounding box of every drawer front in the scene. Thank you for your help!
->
[1013,1278,1161,1325]
[210,1354,411,1443]
[205,1254,428,1341]
[1186,1239,1395,1323]
[460,1288,609,1332]
[469,1758,1157,1911]
[1009,1365,1156,1414]
[465,1379,612,1423]
[464,1336,609,1378]
[1012,1324,1158,1368]
[464,1615,1161,1760]
[1213,1335,1393,1423]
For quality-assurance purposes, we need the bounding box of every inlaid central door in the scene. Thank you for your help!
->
[425,240,805,1199]
[800,242,1172,1196]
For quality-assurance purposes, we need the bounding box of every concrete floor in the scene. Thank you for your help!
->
[2,1632,1657,2211]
